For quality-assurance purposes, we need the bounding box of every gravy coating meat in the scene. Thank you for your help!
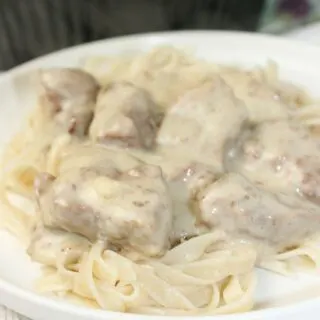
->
[157,78,248,172]
[89,82,161,149]
[35,152,173,257]
[166,161,218,244]
[27,60,320,268]
[40,68,99,135]
[230,120,320,204]
[194,173,320,253]
[133,149,218,197]
[131,149,218,245]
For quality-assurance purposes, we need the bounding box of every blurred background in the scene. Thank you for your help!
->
[0,0,319,70]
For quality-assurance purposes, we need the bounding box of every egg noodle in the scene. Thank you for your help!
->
[1,47,320,315]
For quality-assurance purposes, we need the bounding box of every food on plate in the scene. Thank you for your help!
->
[1,47,320,316]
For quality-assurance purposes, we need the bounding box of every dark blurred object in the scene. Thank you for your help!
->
[0,0,265,70]
[278,0,311,18]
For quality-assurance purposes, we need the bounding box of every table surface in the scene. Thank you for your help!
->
[1,25,320,319]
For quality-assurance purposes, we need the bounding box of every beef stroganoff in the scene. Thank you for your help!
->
[1,47,320,315]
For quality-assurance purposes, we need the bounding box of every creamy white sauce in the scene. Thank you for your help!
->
[28,67,320,263]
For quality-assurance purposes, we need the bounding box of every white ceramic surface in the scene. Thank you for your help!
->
[1,31,320,320]
[285,22,320,45]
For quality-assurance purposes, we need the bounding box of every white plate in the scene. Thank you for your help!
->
[1,31,320,320]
